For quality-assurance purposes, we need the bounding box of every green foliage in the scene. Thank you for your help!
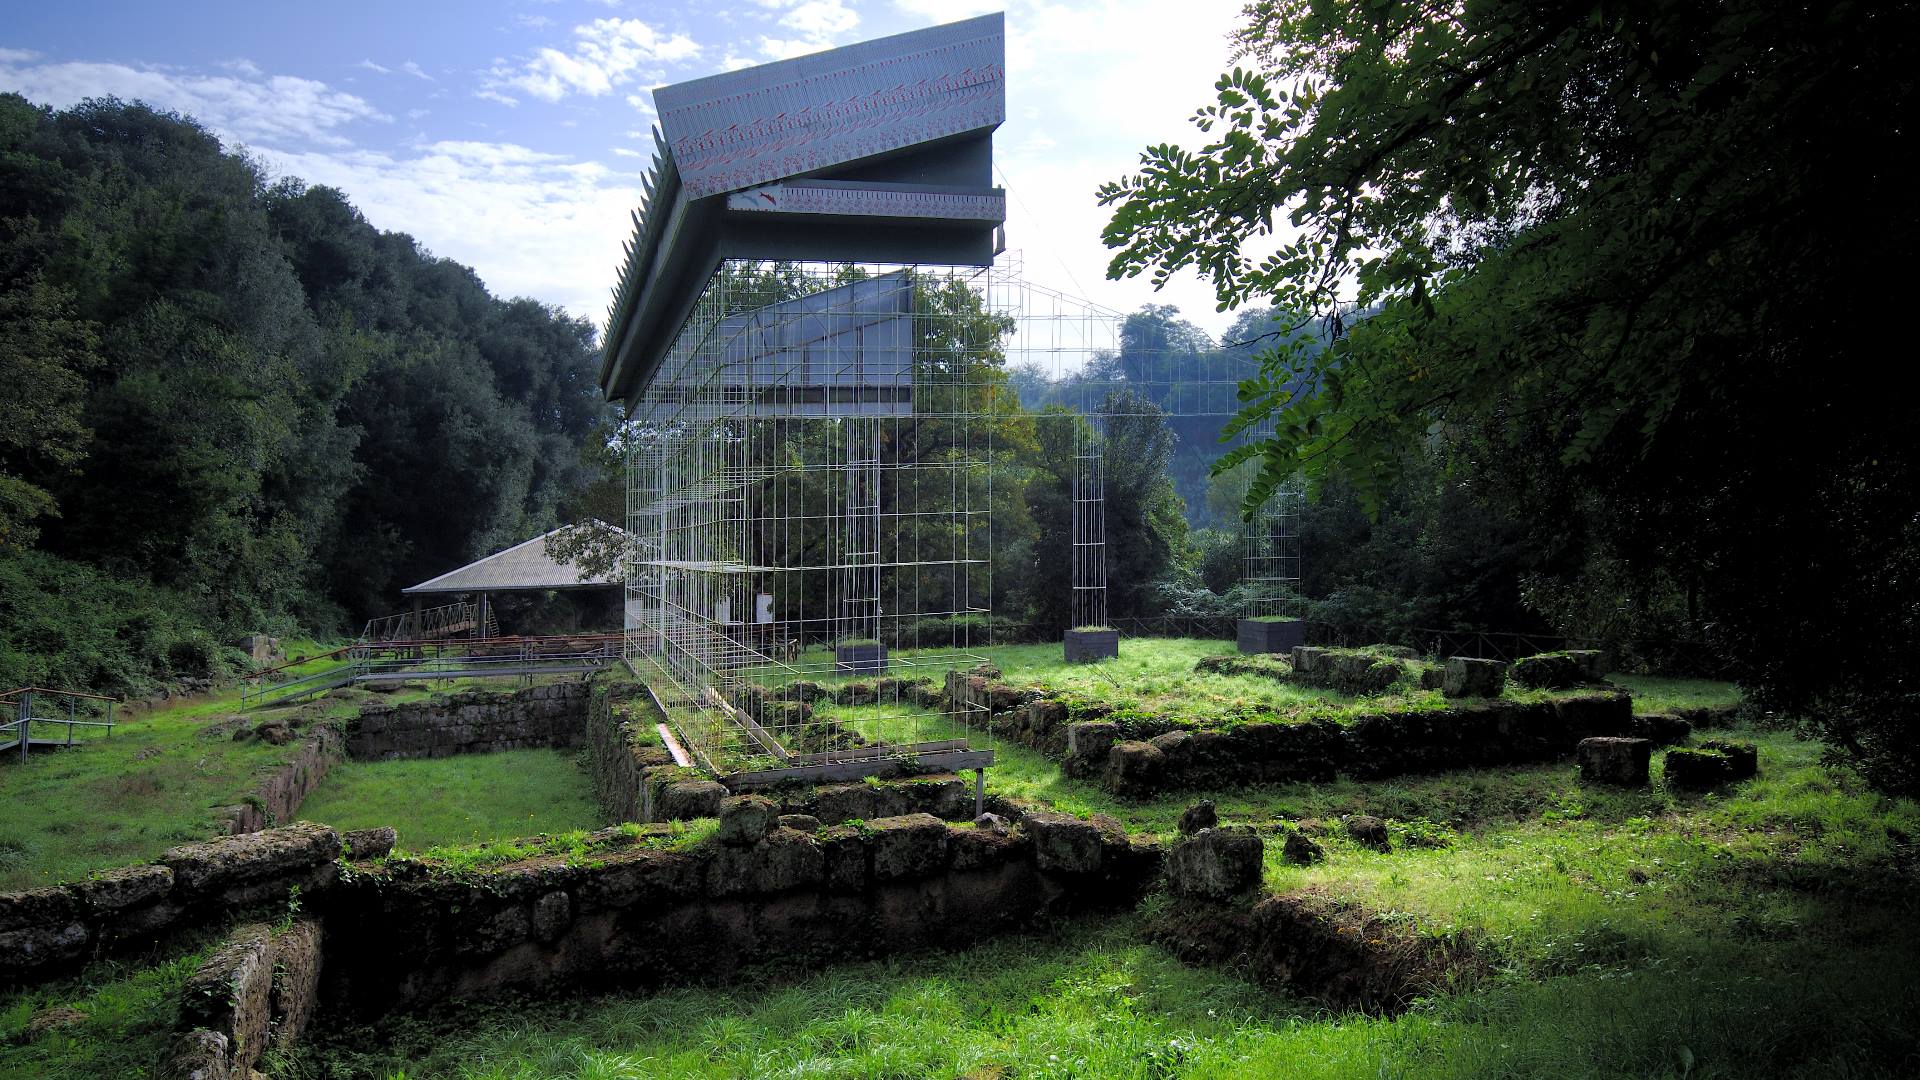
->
[1100,0,1920,790]
[0,93,610,688]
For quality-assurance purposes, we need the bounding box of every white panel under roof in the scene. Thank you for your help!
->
[654,13,1005,199]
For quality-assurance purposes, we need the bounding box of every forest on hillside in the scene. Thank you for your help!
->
[0,95,606,692]
[0,92,1695,701]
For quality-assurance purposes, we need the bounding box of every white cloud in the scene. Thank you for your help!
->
[750,0,859,59]
[0,56,388,148]
[492,17,700,103]
[891,0,999,16]
[256,140,643,321]
[610,146,642,157]
[400,61,434,81]
[0,48,41,64]
[219,58,263,76]
[475,88,520,107]
[515,14,554,29]
[357,58,391,75]
[779,0,858,39]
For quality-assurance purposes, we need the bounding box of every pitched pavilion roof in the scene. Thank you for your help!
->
[402,523,625,594]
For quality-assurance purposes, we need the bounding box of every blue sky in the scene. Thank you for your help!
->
[2,1,1249,337]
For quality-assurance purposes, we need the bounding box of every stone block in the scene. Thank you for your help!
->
[777,813,822,833]
[658,780,727,821]
[1023,810,1103,875]
[180,923,273,1076]
[949,825,1026,872]
[160,822,341,901]
[1701,739,1759,780]
[1103,740,1166,796]
[1149,729,1194,764]
[818,826,869,892]
[1630,712,1693,745]
[168,1029,231,1080]
[341,826,398,860]
[1177,801,1218,836]
[1511,652,1585,690]
[268,918,323,1047]
[1441,657,1507,698]
[716,795,780,846]
[1281,831,1325,865]
[1064,721,1120,778]
[1238,617,1305,654]
[1167,827,1263,900]
[530,891,573,942]
[868,814,949,881]
[1063,627,1119,662]
[1346,815,1392,853]
[748,828,826,892]
[1578,736,1652,786]
[67,864,173,914]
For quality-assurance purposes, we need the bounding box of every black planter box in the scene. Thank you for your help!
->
[1063,628,1119,663]
[1237,618,1305,655]
[834,642,889,674]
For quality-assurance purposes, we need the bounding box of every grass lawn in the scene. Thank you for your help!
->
[268,720,1919,1080]
[1610,673,1744,713]
[0,927,228,1080]
[0,687,327,891]
[294,748,603,851]
[0,676,559,889]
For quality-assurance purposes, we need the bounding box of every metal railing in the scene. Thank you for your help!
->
[0,687,119,759]
[241,633,625,709]
[359,601,482,644]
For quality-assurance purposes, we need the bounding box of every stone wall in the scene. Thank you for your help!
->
[948,668,1664,797]
[316,803,1161,1017]
[221,724,345,835]
[1154,820,1472,1013]
[0,823,340,985]
[347,682,590,760]
[586,679,985,825]
[166,917,324,1080]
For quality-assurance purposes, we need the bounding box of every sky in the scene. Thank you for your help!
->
[0,0,1251,339]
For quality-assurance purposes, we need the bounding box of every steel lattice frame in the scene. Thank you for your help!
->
[620,257,1301,781]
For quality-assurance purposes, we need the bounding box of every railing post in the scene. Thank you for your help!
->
[18,691,30,760]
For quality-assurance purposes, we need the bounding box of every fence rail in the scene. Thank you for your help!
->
[0,687,119,758]
[241,634,625,709]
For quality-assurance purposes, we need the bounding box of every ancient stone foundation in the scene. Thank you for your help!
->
[1154,822,1469,1012]
[348,681,590,760]
[0,822,340,983]
[952,667,1655,797]
[318,802,1159,1017]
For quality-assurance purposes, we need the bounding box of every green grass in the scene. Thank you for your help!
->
[0,688,315,890]
[1609,673,1743,714]
[276,724,1920,1079]
[0,927,227,1080]
[295,749,604,851]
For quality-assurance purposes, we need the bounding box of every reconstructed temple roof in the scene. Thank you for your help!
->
[402,524,625,594]
[599,14,1007,411]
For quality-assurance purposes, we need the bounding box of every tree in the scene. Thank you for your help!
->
[1100,0,1920,789]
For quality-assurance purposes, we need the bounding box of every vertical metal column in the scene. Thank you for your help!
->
[1070,421,1109,630]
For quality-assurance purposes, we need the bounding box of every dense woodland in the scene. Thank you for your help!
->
[0,95,606,692]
